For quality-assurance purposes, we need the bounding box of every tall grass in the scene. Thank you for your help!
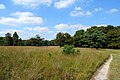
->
[0,46,110,80]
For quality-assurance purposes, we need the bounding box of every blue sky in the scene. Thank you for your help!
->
[0,0,120,40]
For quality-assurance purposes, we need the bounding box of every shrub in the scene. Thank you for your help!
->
[62,45,80,55]
[75,49,80,54]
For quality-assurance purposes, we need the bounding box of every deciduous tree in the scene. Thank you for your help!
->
[4,33,13,46]
[13,32,19,46]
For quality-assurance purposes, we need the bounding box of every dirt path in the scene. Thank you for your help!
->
[91,54,113,80]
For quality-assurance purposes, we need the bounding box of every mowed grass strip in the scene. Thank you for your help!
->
[109,50,120,80]
[0,46,110,80]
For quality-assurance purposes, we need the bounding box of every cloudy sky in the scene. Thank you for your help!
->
[0,0,120,40]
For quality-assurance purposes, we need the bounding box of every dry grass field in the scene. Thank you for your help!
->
[0,46,111,80]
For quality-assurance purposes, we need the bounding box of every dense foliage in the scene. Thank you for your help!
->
[0,25,120,49]
[62,45,75,54]
[56,32,72,46]
[13,32,19,46]
[62,45,80,55]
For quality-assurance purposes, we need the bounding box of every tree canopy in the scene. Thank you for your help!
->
[13,32,19,46]
[4,33,13,46]
[0,25,120,49]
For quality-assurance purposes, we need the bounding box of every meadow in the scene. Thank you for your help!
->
[0,46,111,80]
[109,50,120,80]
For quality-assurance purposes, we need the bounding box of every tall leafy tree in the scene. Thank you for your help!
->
[86,30,107,49]
[56,32,72,46]
[64,33,72,45]
[28,35,44,46]
[13,32,19,46]
[42,40,51,46]
[4,33,13,46]
[18,38,23,46]
[107,28,120,48]
[0,37,4,46]
[50,40,57,46]
[73,30,85,47]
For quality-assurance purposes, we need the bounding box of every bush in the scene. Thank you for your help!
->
[62,45,80,55]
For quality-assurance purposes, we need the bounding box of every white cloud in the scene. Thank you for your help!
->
[54,24,69,30]
[54,0,75,9]
[71,24,90,30]
[0,12,44,26]
[12,0,52,8]
[70,7,92,16]
[24,26,49,32]
[95,24,107,27]
[110,8,118,13]
[54,23,89,30]
[93,8,103,12]
[11,11,33,17]
[86,11,92,15]
[75,6,82,11]
[70,10,84,16]
[0,4,6,10]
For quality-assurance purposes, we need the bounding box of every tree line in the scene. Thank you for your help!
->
[0,25,120,49]
[56,25,120,49]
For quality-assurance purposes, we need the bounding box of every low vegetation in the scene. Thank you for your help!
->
[109,50,120,80]
[0,46,110,80]
[62,45,80,55]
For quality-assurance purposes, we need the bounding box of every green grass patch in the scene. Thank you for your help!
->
[109,50,120,80]
[0,46,110,80]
